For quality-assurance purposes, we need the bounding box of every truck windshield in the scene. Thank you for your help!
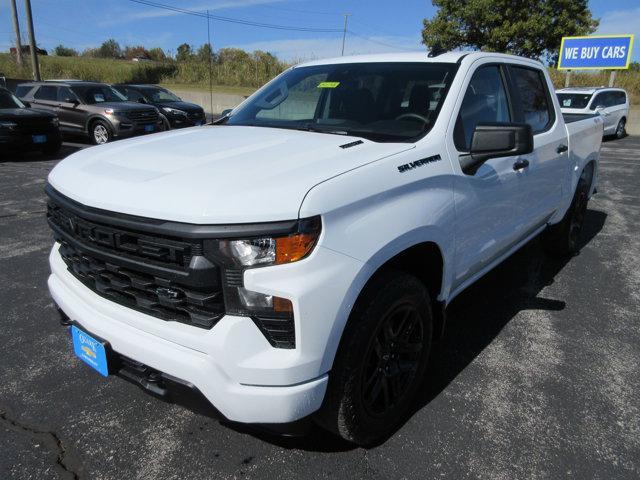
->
[139,87,181,102]
[0,89,25,109]
[226,62,457,142]
[557,93,592,109]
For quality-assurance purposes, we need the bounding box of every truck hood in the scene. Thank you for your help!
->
[48,125,414,223]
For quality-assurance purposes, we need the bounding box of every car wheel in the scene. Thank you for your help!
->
[542,172,590,256]
[91,120,112,145]
[42,141,62,155]
[615,118,626,139]
[317,271,433,446]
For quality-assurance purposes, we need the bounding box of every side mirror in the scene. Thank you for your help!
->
[64,97,78,105]
[220,108,232,117]
[22,100,31,108]
[461,123,533,175]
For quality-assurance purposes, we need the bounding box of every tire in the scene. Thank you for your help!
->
[42,141,62,155]
[615,118,626,139]
[542,173,590,256]
[90,120,112,145]
[317,271,433,446]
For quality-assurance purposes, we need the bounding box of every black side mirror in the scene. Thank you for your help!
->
[64,97,78,105]
[22,100,31,108]
[220,108,232,117]
[461,123,533,175]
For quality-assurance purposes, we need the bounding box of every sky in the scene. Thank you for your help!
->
[0,0,639,62]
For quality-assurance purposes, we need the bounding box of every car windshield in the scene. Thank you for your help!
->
[73,85,128,104]
[140,87,181,102]
[0,89,25,109]
[557,93,592,109]
[226,62,457,142]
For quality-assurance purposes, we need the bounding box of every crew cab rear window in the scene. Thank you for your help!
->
[34,86,58,101]
[454,65,511,151]
[510,67,553,133]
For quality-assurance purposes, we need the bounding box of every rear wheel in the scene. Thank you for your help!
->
[317,271,433,446]
[615,118,626,139]
[90,120,112,145]
[542,173,590,256]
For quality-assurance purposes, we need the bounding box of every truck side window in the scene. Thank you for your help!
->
[510,67,552,133]
[57,87,77,103]
[454,65,511,151]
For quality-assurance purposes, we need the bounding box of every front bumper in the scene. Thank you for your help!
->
[0,129,61,151]
[109,116,163,138]
[48,242,366,423]
[165,111,206,129]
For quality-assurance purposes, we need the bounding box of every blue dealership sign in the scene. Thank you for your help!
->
[558,35,634,70]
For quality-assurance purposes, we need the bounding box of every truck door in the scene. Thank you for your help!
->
[447,63,527,292]
[506,65,568,232]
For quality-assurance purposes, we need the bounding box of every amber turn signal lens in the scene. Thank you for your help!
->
[273,296,293,313]
[275,232,318,264]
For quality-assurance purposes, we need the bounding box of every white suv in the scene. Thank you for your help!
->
[557,87,629,139]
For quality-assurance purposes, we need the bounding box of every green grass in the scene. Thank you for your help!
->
[159,83,256,96]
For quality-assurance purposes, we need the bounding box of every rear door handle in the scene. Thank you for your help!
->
[556,144,568,154]
[513,159,529,171]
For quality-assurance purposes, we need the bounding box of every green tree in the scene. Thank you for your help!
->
[96,39,122,59]
[148,47,167,62]
[422,0,598,62]
[176,43,194,62]
[53,44,78,57]
[196,43,215,63]
[124,45,150,60]
[629,61,640,72]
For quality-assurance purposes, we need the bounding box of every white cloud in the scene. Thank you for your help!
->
[594,7,640,60]
[229,34,424,62]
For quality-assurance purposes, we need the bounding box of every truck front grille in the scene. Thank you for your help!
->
[46,188,225,329]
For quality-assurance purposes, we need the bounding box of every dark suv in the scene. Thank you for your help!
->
[113,84,206,129]
[16,81,162,145]
[0,87,61,155]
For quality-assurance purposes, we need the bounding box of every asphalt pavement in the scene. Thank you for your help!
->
[1,136,639,479]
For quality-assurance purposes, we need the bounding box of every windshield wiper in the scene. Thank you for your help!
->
[303,123,349,136]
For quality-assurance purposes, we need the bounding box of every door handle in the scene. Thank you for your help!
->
[556,144,568,154]
[513,159,529,171]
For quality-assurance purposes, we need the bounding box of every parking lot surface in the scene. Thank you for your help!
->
[1,136,639,479]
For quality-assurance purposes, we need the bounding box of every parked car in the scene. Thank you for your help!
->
[0,86,61,155]
[557,87,629,139]
[15,81,162,145]
[46,52,603,446]
[113,84,206,129]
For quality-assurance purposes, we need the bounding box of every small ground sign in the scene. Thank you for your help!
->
[558,34,634,70]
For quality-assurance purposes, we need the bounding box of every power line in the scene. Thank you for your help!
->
[347,30,416,52]
[126,0,343,33]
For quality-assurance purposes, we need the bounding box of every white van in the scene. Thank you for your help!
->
[557,87,629,139]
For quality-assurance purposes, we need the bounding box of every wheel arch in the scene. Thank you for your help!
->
[85,114,111,135]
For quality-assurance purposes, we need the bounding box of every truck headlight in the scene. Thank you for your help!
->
[51,118,59,127]
[163,107,186,116]
[0,120,17,129]
[218,216,321,268]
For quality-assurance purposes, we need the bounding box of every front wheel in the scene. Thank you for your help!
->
[317,271,433,446]
[90,120,112,145]
[615,118,626,139]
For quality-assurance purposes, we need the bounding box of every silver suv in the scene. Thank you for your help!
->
[16,81,163,144]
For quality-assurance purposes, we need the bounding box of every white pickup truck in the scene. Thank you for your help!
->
[46,51,603,445]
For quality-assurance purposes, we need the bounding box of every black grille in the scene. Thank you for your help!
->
[58,242,223,328]
[187,111,204,121]
[252,317,295,349]
[125,108,159,124]
[47,192,225,329]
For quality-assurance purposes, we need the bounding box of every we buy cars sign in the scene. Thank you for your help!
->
[558,35,634,70]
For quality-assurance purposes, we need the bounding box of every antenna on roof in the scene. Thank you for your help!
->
[427,43,446,58]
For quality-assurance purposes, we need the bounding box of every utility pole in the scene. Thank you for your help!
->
[10,0,23,65]
[24,0,41,81]
[206,9,213,119]
[341,13,351,56]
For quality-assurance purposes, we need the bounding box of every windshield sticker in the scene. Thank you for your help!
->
[94,94,105,102]
[317,81,340,89]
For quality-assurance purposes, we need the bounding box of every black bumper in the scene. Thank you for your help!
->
[0,130,62,151]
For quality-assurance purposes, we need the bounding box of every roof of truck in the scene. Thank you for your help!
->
[556,87,626,94]
[296,51,544,68]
